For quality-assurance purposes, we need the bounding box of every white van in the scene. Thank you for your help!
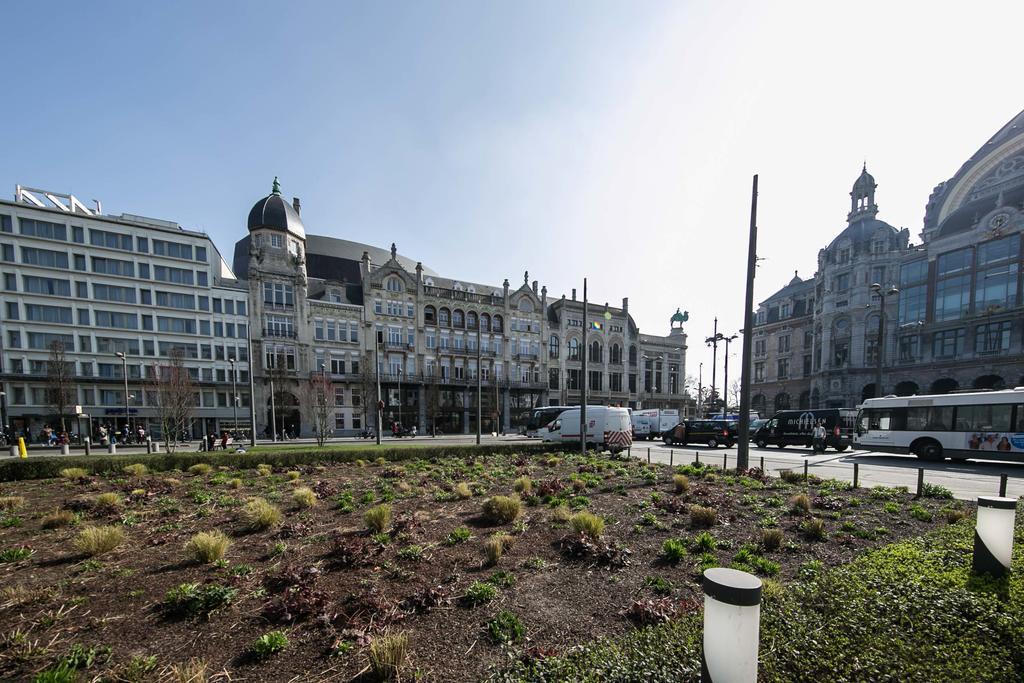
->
[543,406,633,453]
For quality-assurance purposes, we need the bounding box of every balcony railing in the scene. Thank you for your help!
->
[264,329,297,339]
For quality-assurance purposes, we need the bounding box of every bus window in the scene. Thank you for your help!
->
[867,410,891,430]
[955,404,1013,432]
[906,406,953,431]
[1015,405,1024,431]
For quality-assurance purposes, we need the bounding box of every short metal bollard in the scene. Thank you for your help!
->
[670,450,674,468]
[999,473,1008,497]
[853,462,859,489]
[973,496,1017,578]
[803,459,809,480]
[8,446,16,458]
[108,443,116,455]
[695,451,700,464]
[702,567,762,682]
[61,444,70,455]
[759,456,764,472]
[146,439,153,454]
[84,438,91,456]
[152,441,160,453]
[916,468,924,498]
[647,447,651,464]
[723,453,728,472]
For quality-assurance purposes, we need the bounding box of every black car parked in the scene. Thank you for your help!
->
[753,409,856,452]
[662,419,737,448]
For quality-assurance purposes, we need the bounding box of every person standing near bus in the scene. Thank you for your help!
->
[812,420,827,454]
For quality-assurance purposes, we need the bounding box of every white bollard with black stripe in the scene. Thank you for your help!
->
[973,496,1016,578]
[702,567,762,682]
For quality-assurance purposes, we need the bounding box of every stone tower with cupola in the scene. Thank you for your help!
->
[246,178,311,438]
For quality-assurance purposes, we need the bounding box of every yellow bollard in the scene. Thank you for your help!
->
[18,437,28,458]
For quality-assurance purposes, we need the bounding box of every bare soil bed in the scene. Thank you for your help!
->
[0,451,964,682]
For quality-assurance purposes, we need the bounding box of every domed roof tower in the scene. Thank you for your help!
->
[848,163,878,222]
[247,177,306,240]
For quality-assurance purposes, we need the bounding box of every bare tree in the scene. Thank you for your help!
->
[149,349,195,453]
[423,372,441,436]
[306,372,335,447]
[729,380,741,413]
[46,340,75,435]
[357,357,378,435]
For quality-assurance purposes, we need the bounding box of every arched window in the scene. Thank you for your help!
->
[453,282,463,291]
[894,381,919,397]
[629,345,638,366]
[479,313,490,331]
[466,311,478,329]
[774,393,790,411]
[752,394,767,415]
[930,378,958,394]
[518,298,535,313]
[439,307,451,327]
[549,335,559,359]
[492,315,503,332]
[610,343,622,364]
[798,391,810,409]
[424,305,436,325]
[568,338,580,360]
[467,285,475,294]
[386,277,403,292]
[589,341,602,363]
[452,310,464,328]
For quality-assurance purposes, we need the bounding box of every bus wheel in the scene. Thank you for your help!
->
[915,440,944,461]
[663,435,673,446]
[756,439,768,449]
[777,441,787,449]
[707,437,719,449]
[834,444,848,453]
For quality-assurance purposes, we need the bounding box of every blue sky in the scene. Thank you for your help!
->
[3,0,1022,382]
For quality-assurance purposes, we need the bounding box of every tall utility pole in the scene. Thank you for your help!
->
[476,323,482,444]
[580,278,588,456]
[722,334,738,417]
[737,174,759,471]
[246,324,257,447]
[374,331,382,445]
[705,319,723,415]
[871,283,899,398]
[697,362,703,417]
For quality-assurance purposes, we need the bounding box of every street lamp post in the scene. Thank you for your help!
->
[229,358,238,438]
[697,362,704,417]
[0,390,8,443]
[722,334,738,418]
[870,283,899,398]
[375,331,383,445]
[705,318,724,417]
[115,352,130,443]
[476,324,482,444]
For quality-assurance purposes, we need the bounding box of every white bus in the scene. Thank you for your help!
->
[856,388,1024,461]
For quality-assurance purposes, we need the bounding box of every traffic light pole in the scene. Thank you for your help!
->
[737,174,759,471]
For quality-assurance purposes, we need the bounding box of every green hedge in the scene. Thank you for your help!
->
[0,441,558,482]
[491,508,1024,682]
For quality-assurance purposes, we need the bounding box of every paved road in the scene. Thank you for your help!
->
[625,440,1024,501]
[8,434,1022,501]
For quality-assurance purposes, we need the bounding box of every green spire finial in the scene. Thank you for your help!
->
[272,176,281,195]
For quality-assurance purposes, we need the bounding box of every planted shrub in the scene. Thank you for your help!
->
[801,517,827,541]
[445,526,472,545]
[909,504,933,522]
[188,463,212,476]
[488,611,526,644]
[672,474,689,494]
[364,503,392,533]
[123,463,148,477]
[691,530,718,552]
[163,582,237,618]
[463,580,499,606]
[454,482,473,499]
[368,631,408,681]
[513,476,533,494]
[41,509,77,529]
[779,469,805,484]
[398,544,424,561]
[661,538,688,564]
[0,547,33,563]
[689,505,718,528]
[482,495,521,525]
[921,482,953,499]
[485,533,512,565]
[228,478,243,489]
[286,471,301,481]
[760,528,784,550]
[256,464,273,477]
[186,530,230,564]
[570,511,605,539]
[251,630,289,659]
[292,487,317,508]
[789,493,811,513]
[624,596,696,626]
[241,498,282,531]
[93,492,122,510]
[75,525,125,556]
[0,495,25,510]
[60,467,89,481]
[944,508,967,524]
[551,505,572,523]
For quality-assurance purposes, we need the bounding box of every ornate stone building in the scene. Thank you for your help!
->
[751,109,1024,411]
